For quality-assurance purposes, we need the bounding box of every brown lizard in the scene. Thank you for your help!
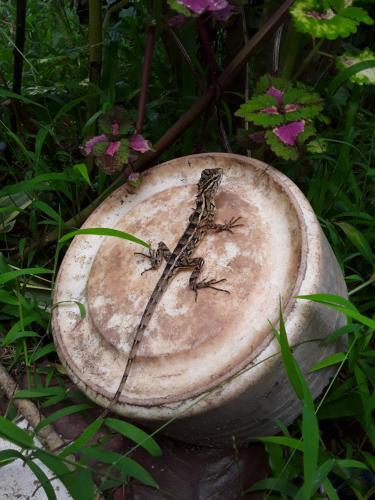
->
[107,168,241,410]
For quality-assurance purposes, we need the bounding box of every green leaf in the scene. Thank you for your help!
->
[272,306,319,500]
[59,227,149,248]
[302,393,319,500]
[0,290,19,305]
[34,449,94,500]
[235,95,283,127]
[321,478,340,500]
[33,200,62,224]
[248,477,298,496]
[336,459,369,470]
[0,173,79,198]
[336,221,374,267]
[0,88,47,109]
[2,313,41,346]
[2,330,40,347]
[328,60,375,95]
[35,404,93,433]
[270,309,304,400]
[0,267,53,285]
[52,300,86,318]
[105,418,162,457]
[265,130,299,161]
[14,387,65,399]
[82,447,158,488]
[258,436,304,451]
[362,451,375,473]
[0,448,23,466]
[297,294,375,329]
[73,163,93,189]
[310,352,347,372]
[0,417,34,448]
[59,418,104,458]
[25,457,58,500]
[30,343,56,364]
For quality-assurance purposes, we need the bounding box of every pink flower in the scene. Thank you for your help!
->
[266,86,284,106]
[105,141,121,157]
[129,134,152,153]
[177,0,228,15]
[84,134,108,155]
[273,120,305,146]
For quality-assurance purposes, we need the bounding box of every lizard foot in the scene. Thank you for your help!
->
[193,278,230,301]
[220,216,244,233]
[134,247,160,275]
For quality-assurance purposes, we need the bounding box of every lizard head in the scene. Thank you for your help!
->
[197,168,223,195]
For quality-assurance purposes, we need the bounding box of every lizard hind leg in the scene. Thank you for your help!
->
[135,241,171,275]
[184,257,230,301]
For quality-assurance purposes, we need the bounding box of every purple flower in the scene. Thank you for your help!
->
[266,86,284,106]
[273,120,305,146]
[84,134,108,155]
[177,0,228,15]
[129,134,152,153]
[105,141,121,157]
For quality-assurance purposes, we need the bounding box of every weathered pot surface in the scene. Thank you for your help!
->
[52,153,347,446]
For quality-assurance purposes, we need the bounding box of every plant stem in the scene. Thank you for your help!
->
[136,25,156,134]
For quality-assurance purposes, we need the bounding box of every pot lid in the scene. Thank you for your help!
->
[52,154,305,407]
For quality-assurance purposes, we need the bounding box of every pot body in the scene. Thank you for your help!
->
[53,154,347,446]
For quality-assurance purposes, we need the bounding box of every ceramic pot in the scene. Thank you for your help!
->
[52,153,347,446]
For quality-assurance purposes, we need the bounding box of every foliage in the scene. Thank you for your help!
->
[337,47,375,85]
[236,75,325,160]
[291,0,374,40]
[0,0,374,498]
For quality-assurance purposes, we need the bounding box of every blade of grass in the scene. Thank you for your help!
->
[59,227,149,248]
[105,418,162,457]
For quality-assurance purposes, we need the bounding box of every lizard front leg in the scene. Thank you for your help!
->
[206,216,243,234]
[135,241,171,275]
[177,257,229,301]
